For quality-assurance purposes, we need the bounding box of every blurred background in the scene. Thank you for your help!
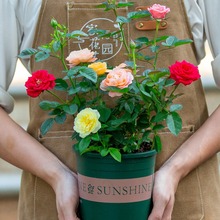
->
[0,42,220,220]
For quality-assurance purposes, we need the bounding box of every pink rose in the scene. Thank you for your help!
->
[25,70,56,98]
[66,48,97,67]
[100,67,134,97]
[148,4,170,20]
[169,60,201,85]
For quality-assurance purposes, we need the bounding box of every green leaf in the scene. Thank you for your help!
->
[79,67,97,83]
[139,84,152,98]
[55,78,68,91]
[62,104,78,115]
[165,78,175,87]
[18,48,38,58]
[109,148,121,162]
[116,16,130,24]
[67,66,82,77]
[79,136,91,154]
[151,111,168,123]
[149,70,169,82]
[52,41,61,52]
[124,100,135,114]
[127,10,150,20]
[153,124,165,131]
[97,107,111,123]
[162,36,193,47]
[135,37,149,45]
[54,113,66,124]
[39,101,60,110]
[150,45,159,53]
[106,86,129,94]
[91,133,100,141]
[170,104,182,112]
[68,30,88,38]
[154,135,162,152]
[35,51,50,62]
[40,118,54,135]
[68,87,81,95]
[100,148,109,157]
[110,112,131,126]
[117,2,134,8]
[166,112,182,135]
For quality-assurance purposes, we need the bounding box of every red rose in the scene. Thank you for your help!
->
[169,60,201,85]
[25,70,56,97]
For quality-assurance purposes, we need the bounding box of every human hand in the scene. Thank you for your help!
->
[148,168,179,220]
[53,168,80,220]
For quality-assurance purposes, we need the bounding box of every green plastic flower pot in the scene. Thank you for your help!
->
[76,150,157,220]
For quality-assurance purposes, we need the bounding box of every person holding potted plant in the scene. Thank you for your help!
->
[1,0,220,219]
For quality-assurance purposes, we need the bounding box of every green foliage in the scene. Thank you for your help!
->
[19,1,196,162]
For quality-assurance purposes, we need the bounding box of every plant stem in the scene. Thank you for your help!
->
[131,46,137,75]
[46,90,66,103]
[153,20,160,70]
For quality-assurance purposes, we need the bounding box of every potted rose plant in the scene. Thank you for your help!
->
[19,2,200,220]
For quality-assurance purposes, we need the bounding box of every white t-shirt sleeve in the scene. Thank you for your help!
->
[184,0,220,87]
[0,0,41,113]
[200,1,220,87]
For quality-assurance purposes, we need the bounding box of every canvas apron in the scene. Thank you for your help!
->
[18,0,220,219]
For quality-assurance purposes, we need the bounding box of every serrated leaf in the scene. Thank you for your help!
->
[151,111,168,123]
[18,48,38,58]
[127,10,150,20]
[35,51,50,62]
[166,112,182,135]
[116,16,130,23]
[55,78,68,91]
[62,104,78,115]
[79,67,97,83]
[53,41,61,52]
[54,113,66,124]
[97,107,111,123]
[40,118,54,135]
[39,101,60,110]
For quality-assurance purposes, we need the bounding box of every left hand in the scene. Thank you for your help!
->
[53,168,80,220]
[148,168,179,220]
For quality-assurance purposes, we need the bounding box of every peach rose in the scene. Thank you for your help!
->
[100,67,134,97]
[148,4,170,20]
[66,48,97,67]
[88,62,107,76]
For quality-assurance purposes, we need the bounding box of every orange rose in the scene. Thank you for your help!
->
[88,62,107,76]
[100,67,134,97]
[66,48,97,67]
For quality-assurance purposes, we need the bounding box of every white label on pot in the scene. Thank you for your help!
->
[77,173,154,203]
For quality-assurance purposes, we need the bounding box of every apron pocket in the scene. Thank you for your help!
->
[37,129,77,171]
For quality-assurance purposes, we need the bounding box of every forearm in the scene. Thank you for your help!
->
[161,105,220,182]
[0,107,74,189]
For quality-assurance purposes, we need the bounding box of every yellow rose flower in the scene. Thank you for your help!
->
[74,108,101,138]
[88,62,107,76]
